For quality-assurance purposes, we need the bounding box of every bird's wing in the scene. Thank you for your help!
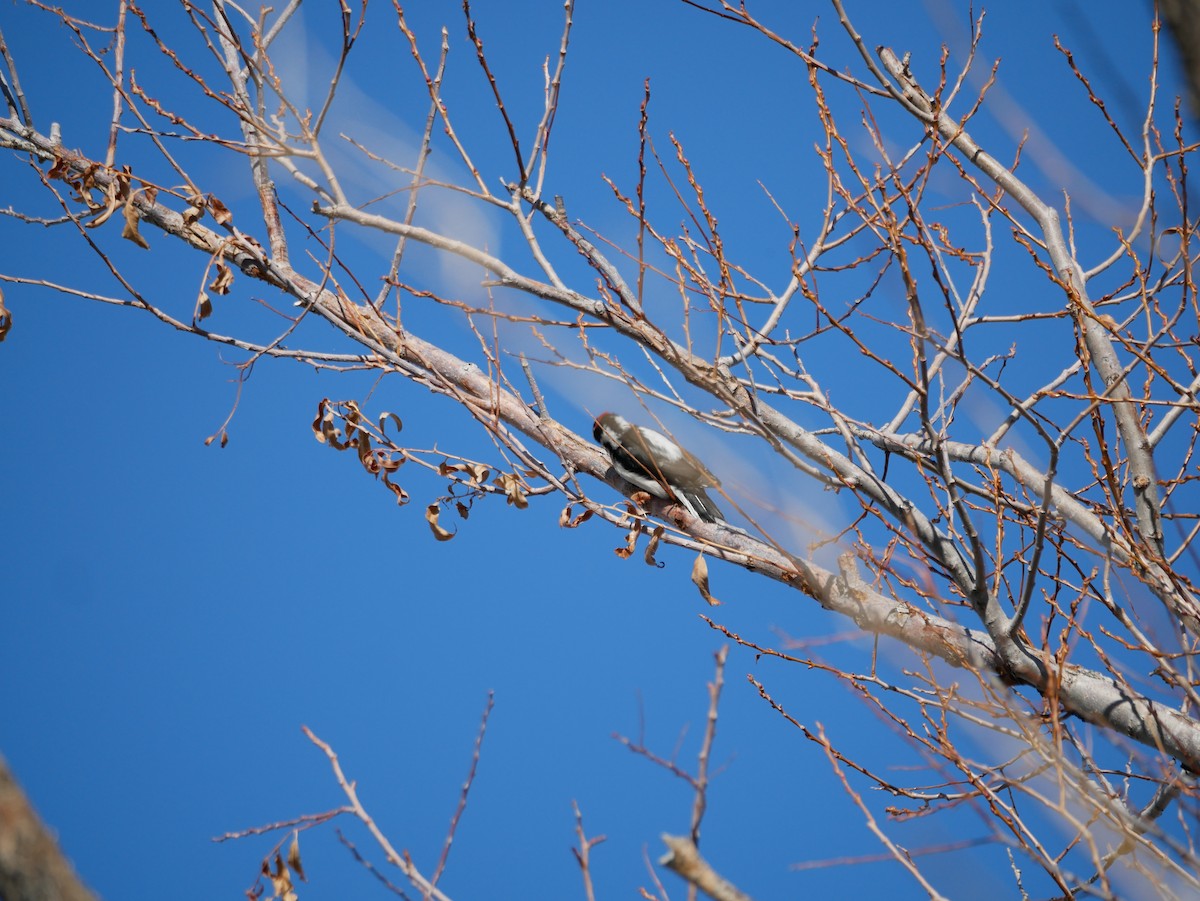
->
[679,446,720,488]
[633,427,685,463]
[633,427,720,489]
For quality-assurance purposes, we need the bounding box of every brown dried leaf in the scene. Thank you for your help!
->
[559,504,594,529]
[267,852,295,901]
[115,167,133,200]
[691,554,721,606]
[121,200,150,249]
[88,179,122,228]
[311,399,346,449]
[615,525,640,559]
[47,157,70,181]
[644,525,665,568]
[354,429,373,466]
[495,472,528,509]
[74,162,100,208]
[183,193,205,225]
[196,290,213,322]
[287,834,306,882]
[456,501,470,520]
[209,262,234,295]
[426,503,455,541]
[378,411,403,438]
[382,472,409,506]
[312,400,329,443]
[629,490,653,514]
[437,461,491,485]
[209,195,232,225]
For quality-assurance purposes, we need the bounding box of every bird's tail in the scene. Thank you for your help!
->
[682,489,724,523]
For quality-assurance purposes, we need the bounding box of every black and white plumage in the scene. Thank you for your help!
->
[593,412,725,523]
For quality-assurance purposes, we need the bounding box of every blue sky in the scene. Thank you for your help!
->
[0,1,1187,898]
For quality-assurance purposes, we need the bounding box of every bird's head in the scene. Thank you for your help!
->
[593,411,628,445]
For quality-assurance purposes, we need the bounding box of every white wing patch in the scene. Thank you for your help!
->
[638,428,684,463]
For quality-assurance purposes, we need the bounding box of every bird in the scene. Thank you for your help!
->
[593,412,725,523]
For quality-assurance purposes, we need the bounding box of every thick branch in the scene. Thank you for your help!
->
[659,834,754,901]
[0,757,97,901]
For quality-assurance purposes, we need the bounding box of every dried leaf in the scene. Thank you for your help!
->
[377,452,404,473]
[267,852,295,901]
[312,400,329,443]
[426,503,455,541]
[183,194,205,225]
[382,472,409,506]
[558,504,593,529]
[437,461,491,485]
[88,179,122,227]
[311,399,346,448]
[494,472,528,509]
[209,195,232,225]
[287,833,306,882]
[378,411,403,438]
[354,429,373,466]
[615,525,641,559]
[456,501,470,519]
[644,525,665,568]
[629,490,652,514]
[209,262,234,295]
[74,162,100,208]
[196,290,213,322]
[691,554,721,606]
[121,200,150,249]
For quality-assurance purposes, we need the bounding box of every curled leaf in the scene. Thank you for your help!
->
[266,851,296,901]
[379,411,403,439]
[312,398,346,448]
[382,471,409,506]
[121,199,150,249]
[354,429,373,466]
[426,503,455,541]
[559,504,593,529]
[644,525,665,568]
[88,178,122,227]
[183,193,205,225]
[208,261,234,295]
[615,524,641,559]
[287,833,306,882]
[377,451,404,473]
[437,460,490,485]
[494,472,528,509]
[312,399,329,442]
[208,195,232,225]
[691,554,721,606]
